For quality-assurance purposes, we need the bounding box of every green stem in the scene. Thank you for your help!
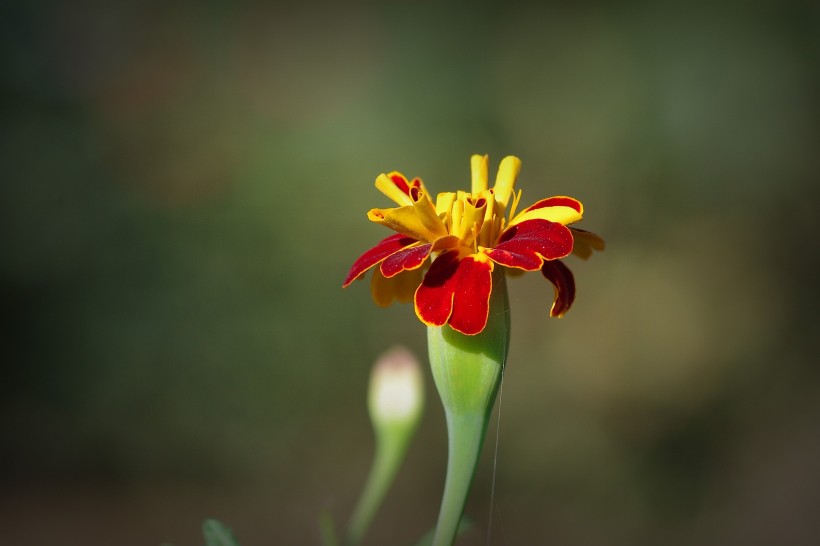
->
[344,426,412,546]
[432,411,488,546]
[427,270,509,546]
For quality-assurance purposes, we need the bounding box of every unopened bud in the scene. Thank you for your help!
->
[345,347,425,546]
[368,346,424,429]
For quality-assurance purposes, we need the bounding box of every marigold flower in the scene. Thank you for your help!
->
[343,155,604,335]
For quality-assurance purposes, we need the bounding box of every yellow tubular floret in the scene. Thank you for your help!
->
[452,197,486,246]
[449,199,464,240]
[477,190,497,247]
[375,173,415,207]
[470,154,489,194]
[492,156,521,210]
[435,192,456,217]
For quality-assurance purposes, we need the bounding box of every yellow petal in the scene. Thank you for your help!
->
[449,199,463,239]
[507,205,583,228]
[492,156,521,209]
[435,191,456,219]
[371,267,422,307]
[471,154,489,194]
[450,196,486,246]
[570,228,606,260]
[431,234,461,252]
[375,172,414,206]
[368,190,448,242]
[477,190,497,247]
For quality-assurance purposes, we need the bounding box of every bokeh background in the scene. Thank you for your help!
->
[2,0,819,544]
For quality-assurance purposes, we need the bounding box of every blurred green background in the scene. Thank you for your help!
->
[2,0,819,544]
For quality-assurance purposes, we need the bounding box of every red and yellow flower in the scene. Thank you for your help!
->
[343,155,604,335]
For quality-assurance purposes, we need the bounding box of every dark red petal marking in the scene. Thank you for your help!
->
[524,196,582,214]
[448,257,493,335]
[414,250,460,326]
[414,252,493,335]
[380,243,432,278]
[541,260,576,317]
[487,219,574,271]
[343,233,418,287]
[390,173,410,195]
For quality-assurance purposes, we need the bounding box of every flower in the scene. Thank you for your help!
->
[343,155,604,335]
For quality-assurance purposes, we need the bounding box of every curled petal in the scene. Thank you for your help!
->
[380,243,432,278]
[371,267,423,307]
[343,233,418,287]
[375,172,424,206]
[508,196,584,228]
[477,189,497,244]
[570,228,605,260]
[487,219,573,271]
[541,260,576,317]
[368,189,448,242]
[414,251,494,335]
[450,195,486,244]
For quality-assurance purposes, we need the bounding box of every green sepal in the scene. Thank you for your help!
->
[427,269,509,546]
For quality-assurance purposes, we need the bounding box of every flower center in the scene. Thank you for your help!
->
[437,189,506,253]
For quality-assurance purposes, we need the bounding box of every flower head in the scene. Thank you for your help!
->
[343,155,604,335]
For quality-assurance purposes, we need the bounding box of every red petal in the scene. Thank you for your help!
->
[414,251,459,326]
[414,252,493,335]
[448,258,493,335]
[343,233,418,287]
[541,260,576,317]
[487,219,573,271]
[523,196,583,214]
[380,243,432,278]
